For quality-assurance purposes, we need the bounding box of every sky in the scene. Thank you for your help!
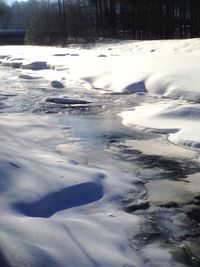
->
[6,0,26,5]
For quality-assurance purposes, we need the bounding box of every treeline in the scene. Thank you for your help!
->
[1,0,200,44]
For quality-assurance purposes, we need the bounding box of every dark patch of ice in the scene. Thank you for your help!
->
[21,61,49,70]
[187,207,200,223]
[50,80,64,88]
[45,97,91,105]
[0,93,17,97]
[19,74,42,80]
[0,55,9,59]
[124,201,150,213]
[2,62,22,68]
[9,162,20,168]
[68,159,79,165]
[113,143,200,180]
[98,54,107,57]
[10,58,24,61]
[53,53,69,56]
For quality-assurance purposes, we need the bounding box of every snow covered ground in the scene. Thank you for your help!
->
[0,38,200,266]
[0,114,146,267]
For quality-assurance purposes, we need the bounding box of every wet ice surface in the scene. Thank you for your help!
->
[0,66,200,267]
[0,66,139,116]
[109,138,200,266]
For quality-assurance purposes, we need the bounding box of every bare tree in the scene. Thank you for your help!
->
[7,0,200,45]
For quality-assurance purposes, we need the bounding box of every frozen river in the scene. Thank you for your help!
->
[0,63,200,267]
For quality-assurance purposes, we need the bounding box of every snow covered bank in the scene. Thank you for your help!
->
[0,39,200,150]
[0,39,200,100]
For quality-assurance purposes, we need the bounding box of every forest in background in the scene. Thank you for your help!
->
[0,0,200,45]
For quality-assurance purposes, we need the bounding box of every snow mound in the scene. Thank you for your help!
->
[0,40,200,102]
[119,101,200,149]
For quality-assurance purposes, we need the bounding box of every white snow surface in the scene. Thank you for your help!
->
[120,101,200,149]
[0,114,143,267]
[0,38,200,266]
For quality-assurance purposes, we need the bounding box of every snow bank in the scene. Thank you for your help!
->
[120,101,200,149]
[0,39,199,100]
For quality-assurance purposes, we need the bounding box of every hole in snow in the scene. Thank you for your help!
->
[13,182,103,218]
